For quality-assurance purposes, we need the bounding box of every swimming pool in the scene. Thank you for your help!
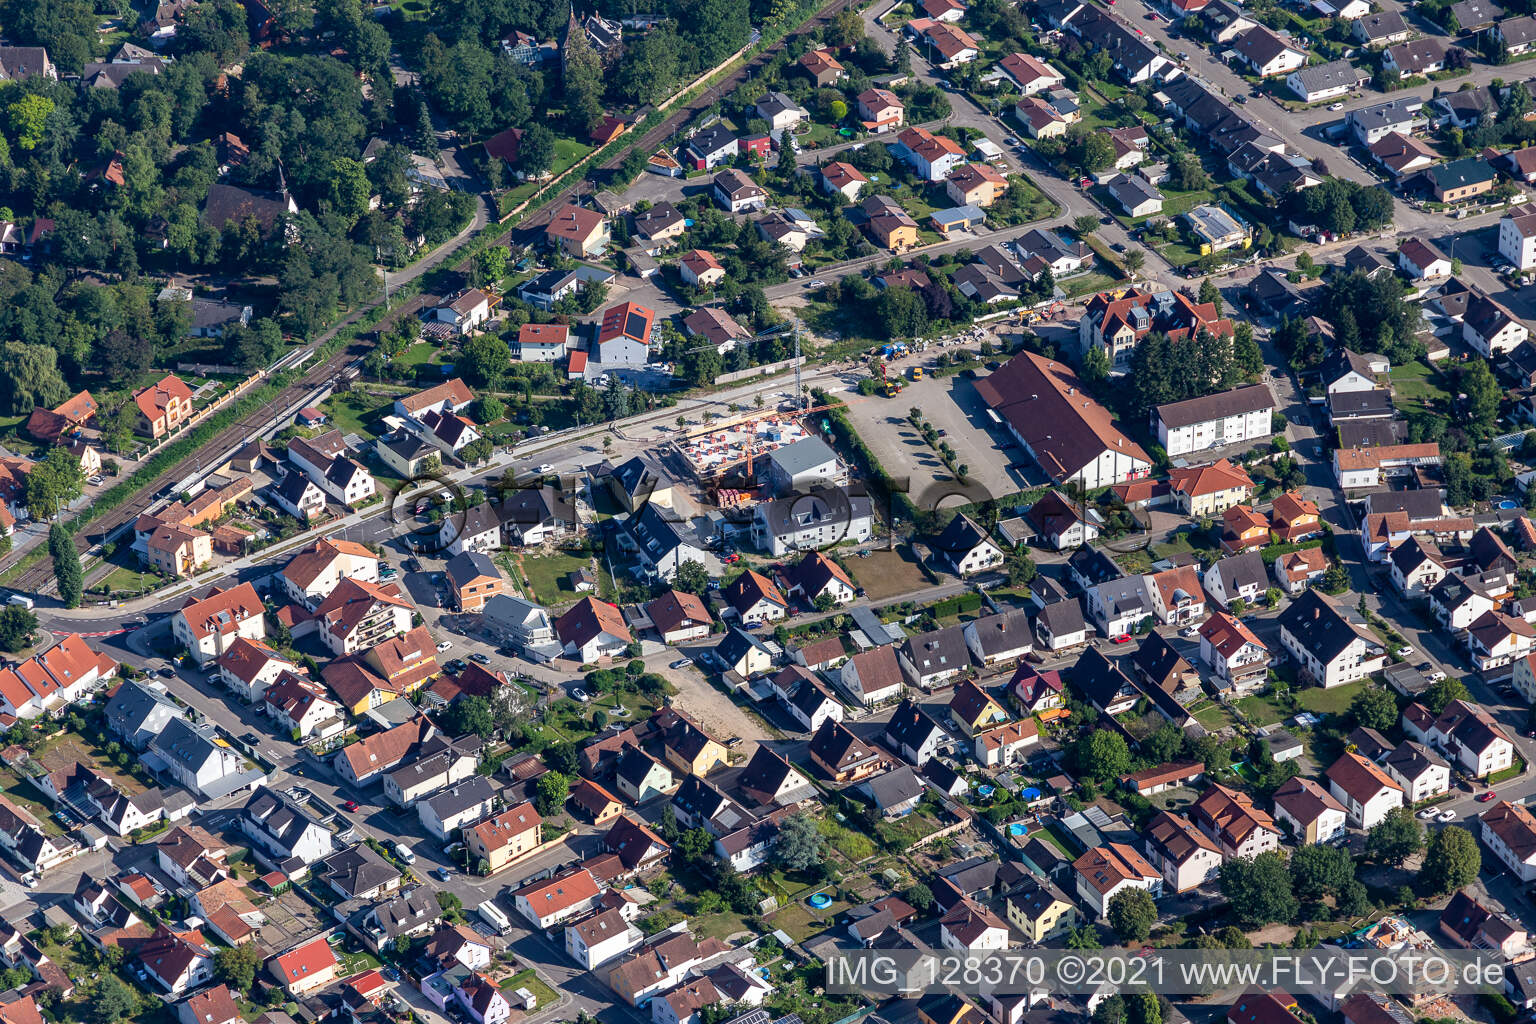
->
[977,784,996,798]
[1008,822,1027,836]
[808,892,832,909]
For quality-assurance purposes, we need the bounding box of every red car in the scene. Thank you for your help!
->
[342,800,360,812]
[1478,791,1498,803]
[1111,634,1132,644]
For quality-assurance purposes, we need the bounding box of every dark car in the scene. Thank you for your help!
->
[444,658,467,674]
[241,733,260,746]
[158,667,176,678]
[403,558,423,573]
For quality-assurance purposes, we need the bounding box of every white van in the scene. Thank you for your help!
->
[478,901,511,934]
[393,841,416,865]
[7,595,33,610]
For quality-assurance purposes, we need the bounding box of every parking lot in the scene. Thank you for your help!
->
[835,368,1044,510]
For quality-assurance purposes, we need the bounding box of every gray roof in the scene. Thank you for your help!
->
[1038,598,1086,637]
[1107,173,1162,210]
[445,551,500,588]
[900,625,971,678]
[1156,382,1275,429]
[1278,590,1375,662]
[1355,10,1408,38]
[1288,59,1367,94]
[242,786,325,854]
[862,765,925,809]
[768,436,838,479]
[106,679,184,742]
[318,842,399,898]
[1350,97,1425,133]
[422,775,498,821]
[369,889,442,939]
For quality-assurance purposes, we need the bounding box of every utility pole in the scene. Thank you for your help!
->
[793,322,806,413]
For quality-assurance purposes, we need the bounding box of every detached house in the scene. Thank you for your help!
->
[1278,590,1386,687]
[1483,800,1536,881]
[1273,776,1348,845]
[1325,751,1404,828]
[1192,783,1279,859]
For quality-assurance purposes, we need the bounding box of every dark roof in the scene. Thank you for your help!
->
[885,698,944,756]
[1278,590,1373,662]
[1070,647,1137,710]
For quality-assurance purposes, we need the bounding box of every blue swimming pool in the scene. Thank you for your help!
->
[1008,822,1027,836]
[808,892,832,909]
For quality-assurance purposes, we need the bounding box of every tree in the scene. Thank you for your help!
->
[457,333,511,390]
[1424,677,1471,714]
[93,976,137,1024]
[874,285,926,339]
[1350,685,1398,731]
[1365,806,1424,866]
[1082,345,1111,385]
[1072,214,1099,237]
[328,157,372,221]
[1220,851,1297,927]
[215,943,262,992]
[1289,843,1354,900]
[1006,546,1037,586]
[534,770,570,815]
[477,247,508,287]
[26,447,85,522]
[1461,359,1501,434]
[904,881,934,911]
[1107,887,1156,942]
[1066,924,1103,949]
[1073,729,1130,784]
[50,524,82,609]
[441,695,495,737]
[1420,825,1481,894]
[773,811,823,871]
[1123,249,1146,278]
[461,437,494,464]
[6,95,54,151]
[1198,278,1223,315]
[0,605,36,652]
[1338,879,1373,917]
[520,124,557,178]
[1094,996,1126,1024]
[674,559,711,595]
[475,395,505,423]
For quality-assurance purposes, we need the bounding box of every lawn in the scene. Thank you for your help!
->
[513,549,601,608]
[0,767,64,836]
[1192,701,1236,731]
[499,969,558,1010]
[551,138,593,177]
[336,949,380,976]
[876,810,944,850]
[1388,360,1451,406]
[1234,694,1285,727]
[322,391,393,441]
[397,342,441,368]
[1297,679,1367,717]
[100,559,167,599]
[1062,269,1124,299]
[1152,526,1219,562]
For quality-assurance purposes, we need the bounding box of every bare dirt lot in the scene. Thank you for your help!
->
[850,547,933,602]
[835,371,1044,510]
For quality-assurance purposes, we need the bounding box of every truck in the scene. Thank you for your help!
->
[6,595,33,610]
[909,366,924,381]
[478,901,512,935]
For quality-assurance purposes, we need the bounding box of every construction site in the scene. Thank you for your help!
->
[673,412,815,483]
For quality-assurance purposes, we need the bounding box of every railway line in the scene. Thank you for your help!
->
[16,0,855,598]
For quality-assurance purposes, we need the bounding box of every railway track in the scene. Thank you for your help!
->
[14,292,440,596]
[18,0,856,597]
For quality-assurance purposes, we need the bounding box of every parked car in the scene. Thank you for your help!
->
[342,800,360,812]
[435,640,454,653]
[1437,810,1457,822]
[537,464,554,474]
[1479,791,1499,802]
[572,687,591,703]
[469,653,490,664]
[1327,101,1344,111]
[671,657,693,669]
